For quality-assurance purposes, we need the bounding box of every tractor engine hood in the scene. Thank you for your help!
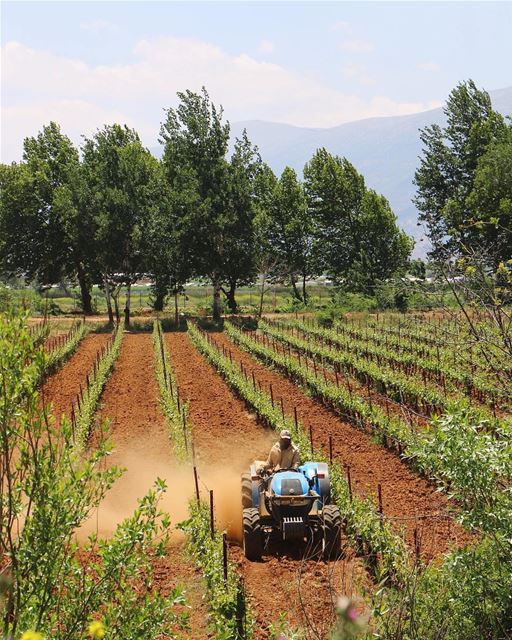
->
[270,471,309,497]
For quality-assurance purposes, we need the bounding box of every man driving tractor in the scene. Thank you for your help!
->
[263,429,300,472]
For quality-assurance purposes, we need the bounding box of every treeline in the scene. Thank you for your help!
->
[1,88,415,322]
[415,80,512,270]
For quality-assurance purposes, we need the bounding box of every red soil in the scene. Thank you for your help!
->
[88,333,210,638]
[165,331,371,639]
[40,333,111,425]
[212,331,474,564]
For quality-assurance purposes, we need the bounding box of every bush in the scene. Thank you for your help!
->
[0,312,184,639]
[325,291,378,313]
[0,285,45,314]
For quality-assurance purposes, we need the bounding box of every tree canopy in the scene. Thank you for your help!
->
[0,89,416,320]
[414,79,508,265]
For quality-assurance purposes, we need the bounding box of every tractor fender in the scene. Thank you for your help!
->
[316,462,331,505]
[249,464,261,508]
[300,462,331,505]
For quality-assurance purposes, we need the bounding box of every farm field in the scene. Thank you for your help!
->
[4,309,511,639]
[2,6,510,634]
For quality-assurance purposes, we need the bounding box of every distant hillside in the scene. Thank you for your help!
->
[151,86,512,257]
[230,86,512,257]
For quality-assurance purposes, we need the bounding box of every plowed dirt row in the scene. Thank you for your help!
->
[40,333,111,424]
[165,332,370,640]
[89,333,209,639]
[213,331,474,563]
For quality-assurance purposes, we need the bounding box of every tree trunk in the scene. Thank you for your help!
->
[258,270,267,319]
[291,276,302,302]
[222,279,238,314]
[152,274,167,311]
[153,291,165,312]
[302,271,308,305]
[113,289,120,324]
[124,283,131,328]
[174,289,179,326]
[103,275,114,324]
[212,277,222,322]
[77,262,93,314]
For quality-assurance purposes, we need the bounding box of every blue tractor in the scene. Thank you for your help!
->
[241,462,342,561]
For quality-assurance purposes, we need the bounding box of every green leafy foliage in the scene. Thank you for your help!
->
[41,320,89,379]
[224,320,511,511]
[414,79,508,263]
[0,312,184,639]
[74,324,123,449]
[304,149,412,292]
[152,320,191,459]
[179,500,250,639]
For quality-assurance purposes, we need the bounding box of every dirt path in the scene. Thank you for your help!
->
[165,332,370,640]
[40,333,111,425]
[88,333,209,638]
[213,331,474,564]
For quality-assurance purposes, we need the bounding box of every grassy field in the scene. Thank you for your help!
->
[18,283,335,316]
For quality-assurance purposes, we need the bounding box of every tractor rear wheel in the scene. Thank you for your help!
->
[243,507,263,561]
[241,473,253,509]
[322,504,342,560]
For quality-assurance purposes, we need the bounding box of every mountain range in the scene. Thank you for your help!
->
[151,86,512,258]
[230,86,512,257]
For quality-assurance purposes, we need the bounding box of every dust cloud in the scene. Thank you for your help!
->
[79,447,265,544]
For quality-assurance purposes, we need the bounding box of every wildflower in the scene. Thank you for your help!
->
[20,632,44,640]
[88,620,106,639]
[346,605,359,622]
[335,596,368,633]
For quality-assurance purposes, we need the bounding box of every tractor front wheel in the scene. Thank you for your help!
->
[243,507,263,561]
[323,504,342,559]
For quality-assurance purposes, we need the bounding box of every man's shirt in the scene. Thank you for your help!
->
[265,442,300,470]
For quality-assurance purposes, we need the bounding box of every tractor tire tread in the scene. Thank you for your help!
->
[323,504,342,560]
[243,507,263,561]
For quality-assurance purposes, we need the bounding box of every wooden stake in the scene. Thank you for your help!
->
[309,425,314,454]
[414,527,420,562]
[294,406,298,430]
[182,408,188,453]
[222,533,228,583]
[209,490,215,539]
[377,484,383,525]
[346,466,352,501]
[329,435,333,464]
[193,466,200,504]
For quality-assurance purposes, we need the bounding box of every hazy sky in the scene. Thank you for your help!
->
[2,1,511,161]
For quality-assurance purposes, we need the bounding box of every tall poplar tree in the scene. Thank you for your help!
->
[414,80,506,261]
[268,167,316,303]
[160,89,258,320]
[82,124,157,325]
[0,122,96,313]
